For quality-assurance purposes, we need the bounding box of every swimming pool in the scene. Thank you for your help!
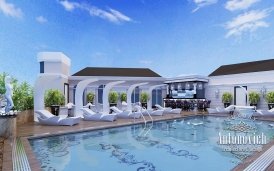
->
[29,116,274,171]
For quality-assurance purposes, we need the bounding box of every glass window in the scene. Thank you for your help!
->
[152,89,162,106]
[98,85,105,104]
[40,62,44,73]
[131,87,140,103]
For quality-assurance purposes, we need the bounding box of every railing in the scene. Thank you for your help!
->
[142,107,153,124]
[135,107,154,137]
[136,111,147,127]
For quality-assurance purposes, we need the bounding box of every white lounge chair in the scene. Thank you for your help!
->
[155,104,181,114]
[234,106,255,119]
[121,101,128,111]
[134,105,164,116]
[81,108,117,122]
[207,105,235,114]
[66,102,75,109]
[110,106,141,119]
[253,108,274,117]
[35,110,80,126]
[83,102,95,108]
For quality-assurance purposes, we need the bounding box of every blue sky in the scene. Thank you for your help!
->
[0,0,274,84]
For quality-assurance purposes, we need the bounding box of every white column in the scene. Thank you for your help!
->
[75,79,98,117]
[94,87,98,106]
[127,82,148,111]
[193,83,197,95]
[147,84,167,110]
[103,81,125,113]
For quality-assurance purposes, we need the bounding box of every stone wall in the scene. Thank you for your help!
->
[16,110,34,125]
[0,119,13,138]
[0,110,33,138]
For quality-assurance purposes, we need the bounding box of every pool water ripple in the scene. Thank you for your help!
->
[29,116,274,171]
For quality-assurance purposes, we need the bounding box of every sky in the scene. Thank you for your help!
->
[1,0,274,84]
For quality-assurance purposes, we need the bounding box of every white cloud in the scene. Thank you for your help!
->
[225,0,260,11]
[192,0,218,13]
[59,0,78,11]
[36,16,47,24]
[225,9,272,38]
[0,0,23,18]
[58,0,132,24]
[108,8,132,22]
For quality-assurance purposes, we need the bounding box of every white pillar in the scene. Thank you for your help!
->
[103,81,125,113]
[127,82,148,111]
[193,83,197,95]
[95,87,98,106]
[75,79,98,117]
[147,84,167,110]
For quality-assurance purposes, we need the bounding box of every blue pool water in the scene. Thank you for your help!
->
[29,116,274,171]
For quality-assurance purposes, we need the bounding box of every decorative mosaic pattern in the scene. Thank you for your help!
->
[157,144,199,160]
[224,121,257,132]
[135,136,199,160]
[30,136,81,170]
[100,143,157,171]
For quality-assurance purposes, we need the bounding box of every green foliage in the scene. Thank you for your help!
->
[109,91,119,104]
[13,82,34,111]
[120,92,127,102]
[0,73,33,111]
[222,92,233,103]
[44,89,65,107]
[0,73,7,95]
[248,91,260,104]
[86,92,95,103]
[140,92,149,103]
[266,92,274,103]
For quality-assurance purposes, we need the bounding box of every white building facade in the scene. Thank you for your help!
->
[34,52,274,121]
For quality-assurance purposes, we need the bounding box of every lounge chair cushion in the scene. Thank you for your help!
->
[36,110,55,119]
[269,108,274,112]
[81,108,96,114]
[110,106,122,113]
[225,105,235,111]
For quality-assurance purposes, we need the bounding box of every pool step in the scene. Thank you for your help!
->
[12,138,31,171]
[244,145,274,171]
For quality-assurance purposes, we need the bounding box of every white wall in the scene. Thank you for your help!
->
[34,52,71,121]
[206,71,274,109]
[44,62,70,76]
[38,52,71,76]
[206,82,274,110]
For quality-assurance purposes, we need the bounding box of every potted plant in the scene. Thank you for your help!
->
[222,92,232,108]
[140,92,149,108]
[266,92,274,109]
[109,91,119,107]
[120,92,127,102]
[86,92,95,104]
[248,91,260,107]
[44,89,65,116]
